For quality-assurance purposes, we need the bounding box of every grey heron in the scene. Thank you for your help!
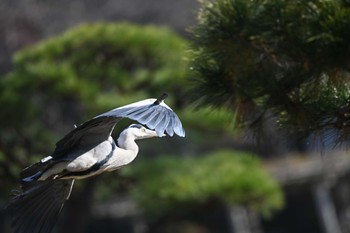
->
[7,93,185,233]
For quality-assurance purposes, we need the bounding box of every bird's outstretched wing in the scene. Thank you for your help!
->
[97,96,185,137]
[51,94,185,159]
[7,179,74,233]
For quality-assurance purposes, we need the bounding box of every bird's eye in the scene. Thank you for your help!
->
[142,128,146,132]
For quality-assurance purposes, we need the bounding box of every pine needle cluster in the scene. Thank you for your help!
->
[189,0,350,148]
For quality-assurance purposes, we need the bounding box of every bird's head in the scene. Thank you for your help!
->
[124,124,160,140]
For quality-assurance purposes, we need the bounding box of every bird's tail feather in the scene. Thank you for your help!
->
[7,179,74,233]
[19,161,51,184]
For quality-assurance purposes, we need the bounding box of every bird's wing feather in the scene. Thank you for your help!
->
[7,179,74,233]
[51,98,184,159]
[52,116,120,158]
[98,98,185,137]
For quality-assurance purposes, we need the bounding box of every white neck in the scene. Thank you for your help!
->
[118,131,138,151]
[115,132,139,166]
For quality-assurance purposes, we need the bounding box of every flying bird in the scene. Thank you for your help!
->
[7,93,185,233]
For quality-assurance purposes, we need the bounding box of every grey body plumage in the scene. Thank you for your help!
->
[7,95,185,233]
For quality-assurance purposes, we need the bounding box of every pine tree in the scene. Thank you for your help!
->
[189,0,350,148]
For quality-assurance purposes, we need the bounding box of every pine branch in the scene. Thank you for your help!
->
[189,0,350,149]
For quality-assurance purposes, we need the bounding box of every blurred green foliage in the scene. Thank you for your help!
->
[122,150,283,217]
[189,0,350,147]
[2,22,187,113]
[0,22,282,218]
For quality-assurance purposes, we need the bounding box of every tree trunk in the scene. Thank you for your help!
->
[313,181,342,233]
[226,205,262,233]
